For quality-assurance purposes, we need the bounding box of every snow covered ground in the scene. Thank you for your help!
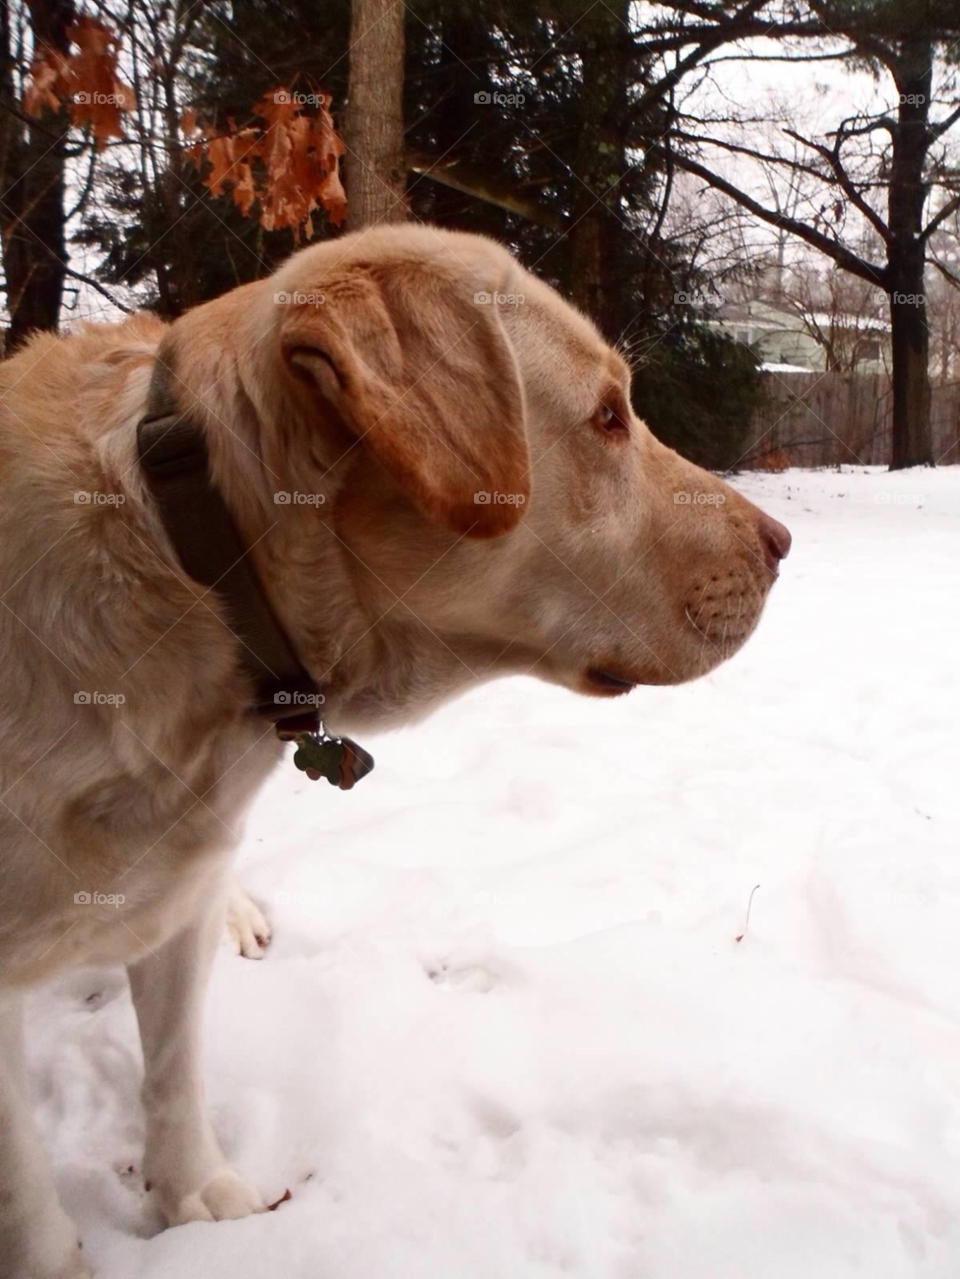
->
[27,466,960,1278]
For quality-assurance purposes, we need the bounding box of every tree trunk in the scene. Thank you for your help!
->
[569,0,632,338]
[2,0,73,351]
[886,35,934,468]
[156,55,198,317]
[344,0,407,229]
[888,241,933,468]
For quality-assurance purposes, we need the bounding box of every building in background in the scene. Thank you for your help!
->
[708,298,891,375]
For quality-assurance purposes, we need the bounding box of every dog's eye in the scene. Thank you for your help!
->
[591,399,629,436]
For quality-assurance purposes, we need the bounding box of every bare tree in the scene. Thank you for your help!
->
[777,261,890,373]
[649,0,960,468]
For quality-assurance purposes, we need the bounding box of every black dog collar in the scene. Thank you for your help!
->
[136,361,373,789]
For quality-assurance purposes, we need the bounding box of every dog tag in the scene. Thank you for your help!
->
[292,731,374,790]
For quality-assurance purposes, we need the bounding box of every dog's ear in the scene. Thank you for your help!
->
[277,259,529,538]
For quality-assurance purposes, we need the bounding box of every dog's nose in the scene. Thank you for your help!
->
[757,513,791,574]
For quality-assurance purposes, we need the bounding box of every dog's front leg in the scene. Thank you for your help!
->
[127,878,264,1227]
[0,996,88,1279]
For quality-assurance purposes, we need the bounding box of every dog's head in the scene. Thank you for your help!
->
[226,226,789,728]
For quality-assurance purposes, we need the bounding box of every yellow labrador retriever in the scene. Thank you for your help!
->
[0,224,789,1277]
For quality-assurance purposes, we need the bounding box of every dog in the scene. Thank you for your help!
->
[0,224,789,1277]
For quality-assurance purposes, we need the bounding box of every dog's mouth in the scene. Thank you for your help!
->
[584,667,638,696]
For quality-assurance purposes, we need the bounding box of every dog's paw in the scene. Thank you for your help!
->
[225,880,271,959]
[160,1171,265,1226]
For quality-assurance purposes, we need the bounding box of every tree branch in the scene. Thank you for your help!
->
[61,263,133,313]
[703,48,857,67]
[637,19,823,57]
[783,126,891,242]
[404,147,567,230]
[922,192,960,240]
[931,256,960,289]
[628,0,769,122]
[647,142,888,287]
[828,113,897,140]
[931,102,960,140]
[670,129,827,182]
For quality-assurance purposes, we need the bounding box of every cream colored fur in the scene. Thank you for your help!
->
[0,224,788,1278]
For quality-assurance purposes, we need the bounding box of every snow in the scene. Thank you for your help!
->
[26,466,960,1278]
[761,361,815,374]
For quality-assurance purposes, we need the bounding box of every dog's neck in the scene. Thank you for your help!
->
[137,317,438,734]
[146,300,537,737]
[137,360,325,737]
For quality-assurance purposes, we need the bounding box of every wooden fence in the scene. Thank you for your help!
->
[741,371,960,469]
